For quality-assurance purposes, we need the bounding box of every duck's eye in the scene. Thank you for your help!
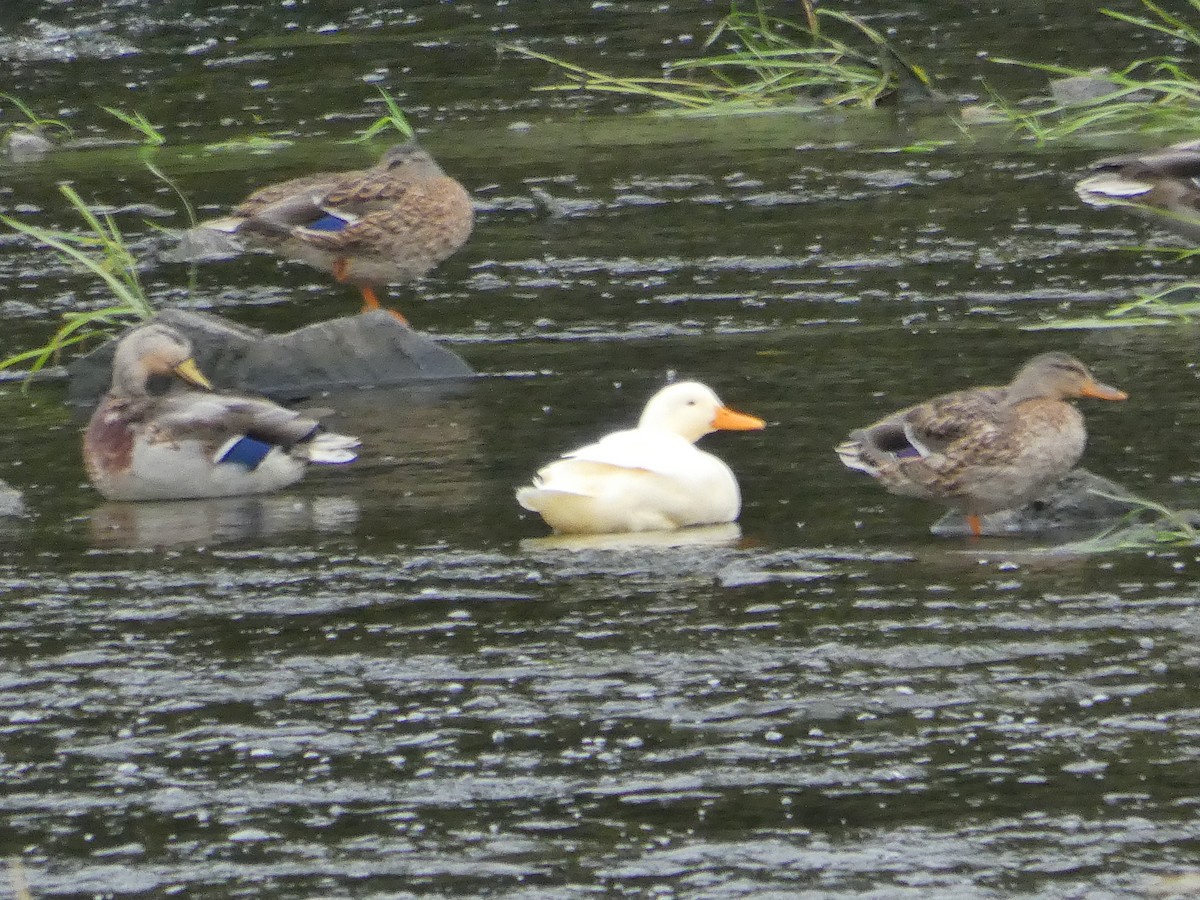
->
[686,400,696,406]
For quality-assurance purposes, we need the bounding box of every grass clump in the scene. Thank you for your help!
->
[0,93,72,139]
[1059,492,1200,553]
[103,106,166,146]
[506,1,932,113]
[0,185,155,380]
[976,1,1200,142]
[1026,281,1200,330]
[357,88,416,142]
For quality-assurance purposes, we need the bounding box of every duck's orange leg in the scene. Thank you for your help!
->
[360,286,410,325]
[966,514,983,538]
[333,258,410,325]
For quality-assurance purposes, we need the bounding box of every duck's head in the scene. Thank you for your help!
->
[638,381,766,443]
[377,142,445,179]
[1008,352,1128,403]
[110,324,213,397]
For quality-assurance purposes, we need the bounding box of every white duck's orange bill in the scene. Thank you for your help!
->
[712,406,766,431]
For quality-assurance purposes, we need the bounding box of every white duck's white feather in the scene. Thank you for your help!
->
[516,381,758,535]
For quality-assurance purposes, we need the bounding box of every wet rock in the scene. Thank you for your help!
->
[160,226,243,263]
[0,480,26,517]
[3,128,54,162]
[67,309,474,407]
[1049,68,1152,106]
[930,468,1138,537]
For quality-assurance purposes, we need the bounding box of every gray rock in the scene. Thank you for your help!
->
[0,479,26,517]
[930,468,1137,537]
[1049,68,1152,106]
[3,128,54,162]
[159,226,243,263]
[67,309,474,407]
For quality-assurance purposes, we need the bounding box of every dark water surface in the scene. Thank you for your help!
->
[4,2,1200,897]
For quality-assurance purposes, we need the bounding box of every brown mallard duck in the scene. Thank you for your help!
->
[204,142,474,324]
[835,352,1127,536]
[1075,140,1200,241]
[84,324,359,501]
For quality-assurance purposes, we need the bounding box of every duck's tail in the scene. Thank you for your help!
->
[199,215,247,233]
[299,432,360,464]
[1074,172,1153,208]
[835,437,881,477]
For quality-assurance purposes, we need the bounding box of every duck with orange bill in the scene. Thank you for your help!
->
[836,352,1127,537]
[517,381,765,535]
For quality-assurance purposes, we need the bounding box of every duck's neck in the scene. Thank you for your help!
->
[1006,377,1056,406]
[110,360,150,398]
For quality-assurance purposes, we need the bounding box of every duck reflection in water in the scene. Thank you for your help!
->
[88,495,360,548]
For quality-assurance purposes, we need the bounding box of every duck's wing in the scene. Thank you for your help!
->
[554,429,698,479]
[1090,145,1200,179]
[151,393,323,447]
[900,387,1008,456]
[230,172,351,218]
[283,176,474,255]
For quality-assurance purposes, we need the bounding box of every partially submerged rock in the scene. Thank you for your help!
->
[931,468,1138,537]
[1049,68,1152,106]
[68,309,474,407]
[2,128,54,162]
[0,479,26,517]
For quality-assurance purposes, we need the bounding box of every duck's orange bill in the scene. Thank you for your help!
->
[712,406,766,431]
[1080,380,1128,401]
[173,358,214,391]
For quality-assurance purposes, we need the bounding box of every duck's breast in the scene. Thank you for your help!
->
[92,436,306,502]
[953,400,1087,512]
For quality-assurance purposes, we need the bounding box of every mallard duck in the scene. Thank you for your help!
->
[84,324,360,501]
[516,381,766,535]
[1075,140,1200,240]
[204,142,474,324]
[835,352,1127,537]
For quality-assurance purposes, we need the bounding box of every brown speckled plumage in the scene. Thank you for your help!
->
[836,352,1127,535]
[1076,140,1200,241]
[210,142,474,322]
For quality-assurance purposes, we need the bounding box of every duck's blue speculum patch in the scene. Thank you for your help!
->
[216,436,274,470]
[308,213,349,232]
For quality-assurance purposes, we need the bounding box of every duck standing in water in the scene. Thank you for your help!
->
[204,142,474,324]
[836,353,1127,537]
[84,324,360,501]
[517,381,766,535]
[1075,140,1200,241]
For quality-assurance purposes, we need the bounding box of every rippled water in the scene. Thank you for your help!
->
[3,1,1200,897]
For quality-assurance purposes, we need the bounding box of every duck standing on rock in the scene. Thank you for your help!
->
[84,324,360,501]
[1075,140,1200,240]
[517,381,766,535]
[203,142,474,324]
[835,352,1127,537]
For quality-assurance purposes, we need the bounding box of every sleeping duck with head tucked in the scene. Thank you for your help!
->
[203,142,474,325]
[84,324,360,501]
[836,352,1127,537]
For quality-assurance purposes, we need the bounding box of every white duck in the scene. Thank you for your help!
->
[516,381,765,535]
